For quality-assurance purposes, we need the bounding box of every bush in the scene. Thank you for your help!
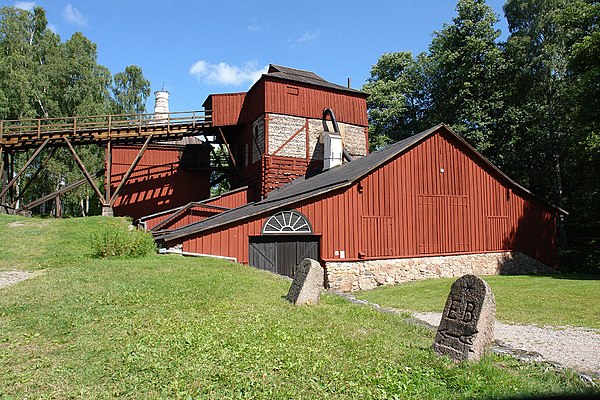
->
[91,223,156,258]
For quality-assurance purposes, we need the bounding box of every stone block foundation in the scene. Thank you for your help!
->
[325,252,557,292]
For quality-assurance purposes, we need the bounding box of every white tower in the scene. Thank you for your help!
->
[153,90,169,121]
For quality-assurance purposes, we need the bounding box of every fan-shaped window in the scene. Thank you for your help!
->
[263,210,312,234]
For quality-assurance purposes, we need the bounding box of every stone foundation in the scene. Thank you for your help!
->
[325,252,557,292]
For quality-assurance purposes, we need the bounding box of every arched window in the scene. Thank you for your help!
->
[262,210,312,234]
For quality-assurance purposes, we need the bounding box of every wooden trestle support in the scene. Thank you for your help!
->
[0,110,218,216]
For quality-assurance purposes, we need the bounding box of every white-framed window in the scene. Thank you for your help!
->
[262,210,312,234]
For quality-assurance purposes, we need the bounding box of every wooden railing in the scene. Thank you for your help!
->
[0,110,212,141]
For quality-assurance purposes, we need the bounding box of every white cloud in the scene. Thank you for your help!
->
[189,61,268,86]
[62,4,88,27]
[47,24,58,34]
[296,30,320,43]
[14,2,35,11]
[247,24,263,32]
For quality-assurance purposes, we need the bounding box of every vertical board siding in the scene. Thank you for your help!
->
[181,129,559,268]
[264,80,368,127]
[204,187,249,209]
[111,146,210,219]
[209,93,246,126]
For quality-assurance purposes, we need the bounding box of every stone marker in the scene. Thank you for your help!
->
[286,258,324,305]
[433,274,496,361]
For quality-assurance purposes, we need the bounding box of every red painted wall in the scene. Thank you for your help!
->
[205,92,246,126]
[263,79,368,126]
[178,128,559,268]
[140,186,249,231]
[110,145,210,219]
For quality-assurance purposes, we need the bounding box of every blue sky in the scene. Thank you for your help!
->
[4,0,509,113]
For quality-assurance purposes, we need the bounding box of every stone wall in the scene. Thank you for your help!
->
[268,113,367,160]
[325,252,557,292]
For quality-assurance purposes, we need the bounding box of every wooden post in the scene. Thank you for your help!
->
[63,137,107,205]
[0,138,50,200]
[0,146,5,205]
[105,140,112,201]
[109,134,153,206]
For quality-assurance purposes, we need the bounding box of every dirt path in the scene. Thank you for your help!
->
[0,271,35,289]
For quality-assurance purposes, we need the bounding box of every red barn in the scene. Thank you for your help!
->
[156,124,565,291]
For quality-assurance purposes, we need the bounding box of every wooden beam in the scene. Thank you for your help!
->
[0,138,49,199]
[218,127,244,185]
[64,137,107,204]
[109,134,153,206]
[105,140,112,201]
[217,127,237,169]
[0,149,7,205]
[21,169,104,211]
[11,147,57,207]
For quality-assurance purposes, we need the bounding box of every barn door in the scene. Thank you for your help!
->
[248,236,319,278]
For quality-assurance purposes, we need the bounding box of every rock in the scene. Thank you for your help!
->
[286,258,324,305]
[433,274,496,361]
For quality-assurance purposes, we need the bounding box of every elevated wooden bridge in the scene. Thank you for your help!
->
[0,110,225,216]
[0,110,212,150]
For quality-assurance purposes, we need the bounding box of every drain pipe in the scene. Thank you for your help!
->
[323,108,353,162]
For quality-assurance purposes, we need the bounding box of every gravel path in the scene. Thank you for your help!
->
[0,270,35,289]
[336,293,600,379]
[415,311,600,378]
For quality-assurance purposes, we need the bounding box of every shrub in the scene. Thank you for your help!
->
[91,223,156,258]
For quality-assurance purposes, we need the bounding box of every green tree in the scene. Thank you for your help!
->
[0,5,151,216]
[427,0,505,156]
[112,65,151,115]
[363,52,431,149]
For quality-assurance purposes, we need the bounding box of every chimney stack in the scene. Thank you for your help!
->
[153,90,169,121]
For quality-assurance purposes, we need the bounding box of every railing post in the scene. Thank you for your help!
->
[37,119,41,139]
[73,116,77,135]
[0,120,3,140]
[167,113,170,133]
[192,111,196,129]
[138,114,142,134]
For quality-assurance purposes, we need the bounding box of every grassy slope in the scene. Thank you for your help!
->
[355,274,600,329]
[0,215,597,398]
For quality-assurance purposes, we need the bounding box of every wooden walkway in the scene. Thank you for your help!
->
[0,110,212,151]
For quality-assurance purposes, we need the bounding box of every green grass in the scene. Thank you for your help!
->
[0,215,597,398]
[355,274,600,329]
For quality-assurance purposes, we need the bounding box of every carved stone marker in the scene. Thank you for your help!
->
[286,258,324,305]
[433,274,496,361]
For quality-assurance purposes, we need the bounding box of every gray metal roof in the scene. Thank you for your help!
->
[265,64,367,96]
[155,124,441,242]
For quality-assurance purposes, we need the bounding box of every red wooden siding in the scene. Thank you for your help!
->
[263,80,368,126]
[206,93,246,126]
[157,205,226,231]
[110,146,210,219]
[140,187,249,230]
[204,186,249,209]
[180,129,558,268]
[141,209,182,231]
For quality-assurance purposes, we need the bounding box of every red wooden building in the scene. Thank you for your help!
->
[112,65,369,219]
[156,124,565,291]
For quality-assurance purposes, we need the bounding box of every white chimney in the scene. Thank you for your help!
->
[323,131,343,170]
[153,90,169,120]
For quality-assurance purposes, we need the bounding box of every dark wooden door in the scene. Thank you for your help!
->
[249,236,319,278]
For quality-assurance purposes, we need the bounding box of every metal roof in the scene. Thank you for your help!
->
[156,123,567,243]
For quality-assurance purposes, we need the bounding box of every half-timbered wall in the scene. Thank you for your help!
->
[179,128,558,268]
